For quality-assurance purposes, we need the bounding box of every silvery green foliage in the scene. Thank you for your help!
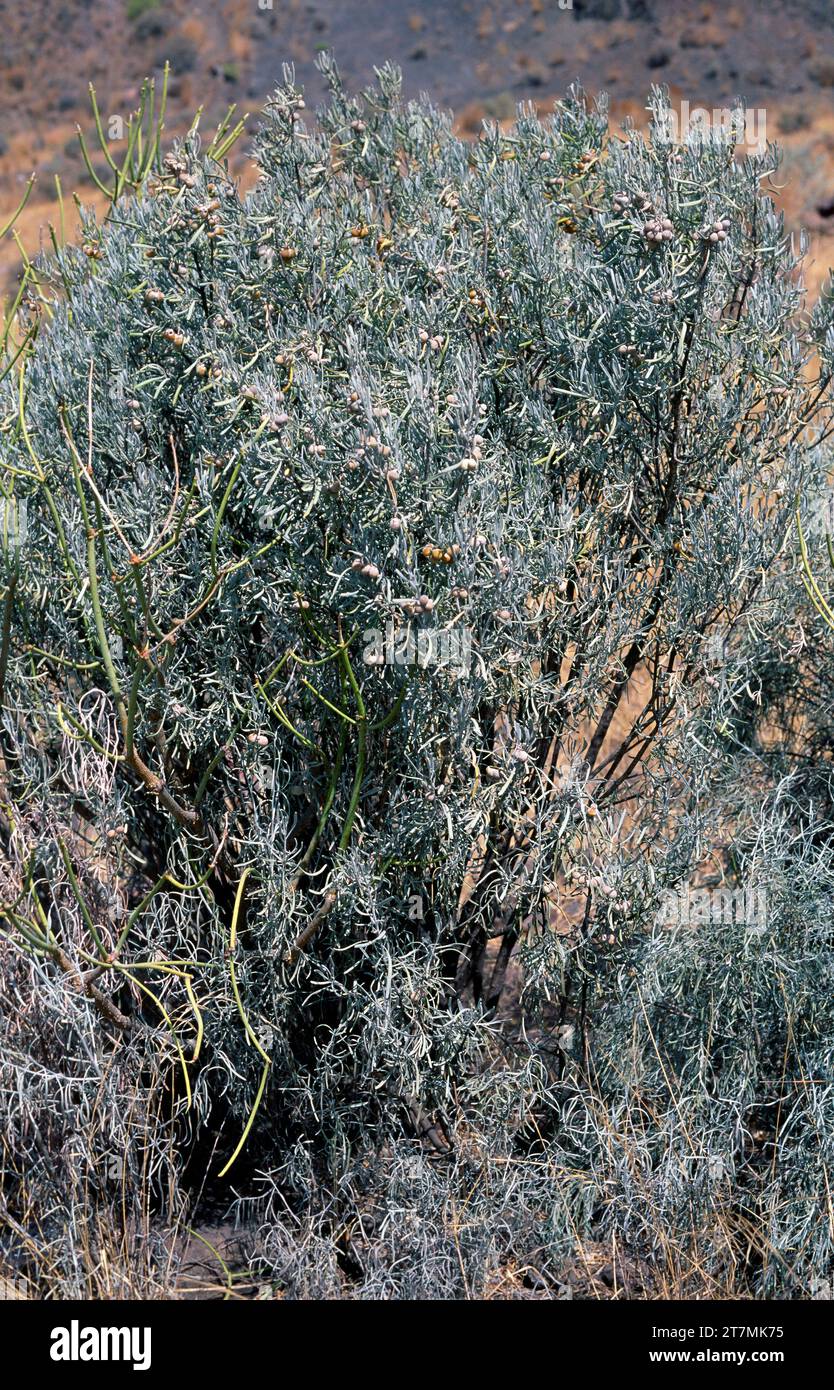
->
[2,62,834,1297]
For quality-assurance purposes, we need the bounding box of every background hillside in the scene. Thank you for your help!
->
[2,0,834,296]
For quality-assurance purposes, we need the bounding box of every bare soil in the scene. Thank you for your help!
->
[2,1,834,296]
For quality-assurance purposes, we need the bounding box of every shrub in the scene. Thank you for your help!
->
[2,62,834,1297]
[126,0,160,24]
[135,13,171,45]
[153,36,198,78]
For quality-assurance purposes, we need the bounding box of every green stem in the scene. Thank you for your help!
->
[338,642,367,851]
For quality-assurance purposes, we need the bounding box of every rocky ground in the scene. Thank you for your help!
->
[2,0,834,286]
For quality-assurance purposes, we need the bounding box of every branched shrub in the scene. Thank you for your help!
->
[2,61,834,1298]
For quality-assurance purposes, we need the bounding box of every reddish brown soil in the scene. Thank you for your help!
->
[2,1,834,295]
